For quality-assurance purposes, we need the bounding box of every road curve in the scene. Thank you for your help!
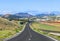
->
[6,23,56,41]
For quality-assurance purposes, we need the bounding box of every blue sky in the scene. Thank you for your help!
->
[0,0,60,14]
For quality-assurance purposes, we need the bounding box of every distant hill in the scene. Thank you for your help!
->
[15,12,33,18]
[2,12,33,20]
[50,11,60,15]
[0,14,2,16]
[35,13,56,18]
[2,14,12,18]
[36,14,49,17]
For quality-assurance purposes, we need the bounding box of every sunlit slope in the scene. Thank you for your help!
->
[0,17,19,30]
[0,17,23,40]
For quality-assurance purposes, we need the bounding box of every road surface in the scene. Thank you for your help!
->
[6,23,55,41]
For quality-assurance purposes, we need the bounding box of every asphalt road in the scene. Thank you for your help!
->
[6,23,55,41]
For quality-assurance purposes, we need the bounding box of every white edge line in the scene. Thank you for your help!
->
[29,23,58,41]
[4,22,27,41]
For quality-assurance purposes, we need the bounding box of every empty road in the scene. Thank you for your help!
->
[6,23,56,41]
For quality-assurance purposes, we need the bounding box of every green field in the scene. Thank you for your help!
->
[31,22,60,31]
[0,30,15,38]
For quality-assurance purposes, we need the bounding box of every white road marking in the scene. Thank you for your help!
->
[27,25,32,41]
[28,26,32,38]
[28,38,31,40]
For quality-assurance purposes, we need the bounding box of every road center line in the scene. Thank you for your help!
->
[28,26,32,38]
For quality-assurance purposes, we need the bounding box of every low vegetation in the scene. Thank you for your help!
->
[0,17,26,41]
[31,22,60,31]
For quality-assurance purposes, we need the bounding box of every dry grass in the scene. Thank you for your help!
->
[0,17,20,30]
[0,17,25,40]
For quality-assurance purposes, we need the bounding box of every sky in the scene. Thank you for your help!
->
[0,0,60,14]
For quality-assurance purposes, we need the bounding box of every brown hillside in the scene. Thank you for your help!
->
[0,17,19,30]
